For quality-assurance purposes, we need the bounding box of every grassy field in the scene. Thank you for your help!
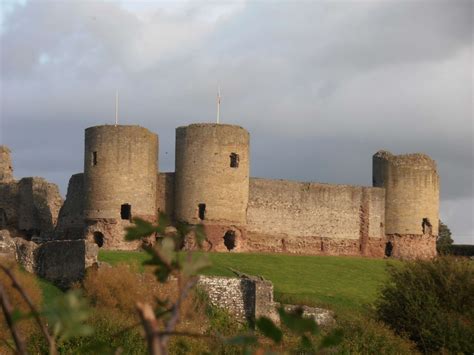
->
[99,250,397,313]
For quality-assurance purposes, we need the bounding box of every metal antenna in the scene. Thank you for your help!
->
[216,86,221,124]
[115,89,119,126]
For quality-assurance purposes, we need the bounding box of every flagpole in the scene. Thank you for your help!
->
[216,86,221,124]
[115,90,119,126]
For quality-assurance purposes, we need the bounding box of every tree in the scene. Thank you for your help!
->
[437,220,454,255]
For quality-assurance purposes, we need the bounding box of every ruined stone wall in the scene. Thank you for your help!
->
[175,124,249,226]
[197,276,275,323]
[13,238,98,289]
[17,177,63,238]
[0,145,14,183]
[83,125,158,248]
[0,182,19,230]
[55,173,85,239]
[373,150,439,236]
[156,172,175,221]
[246,178,385,256]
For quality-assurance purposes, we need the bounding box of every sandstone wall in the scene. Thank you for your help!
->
[246,178,385,255]
[156,172,175,221]
[56,173,85,239]
[373,150,439,236]
[175,124,249,225]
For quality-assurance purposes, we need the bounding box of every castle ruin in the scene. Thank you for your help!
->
[0,123,440,259]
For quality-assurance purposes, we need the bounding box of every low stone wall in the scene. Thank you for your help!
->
[13,238,98,289]
[196,275,334,326]
[197,275,277,323]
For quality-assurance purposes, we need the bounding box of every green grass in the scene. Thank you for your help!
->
[99,250,398,313]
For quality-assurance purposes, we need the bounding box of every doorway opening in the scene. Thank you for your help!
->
[223,230,236,251]
[93,232,104,247]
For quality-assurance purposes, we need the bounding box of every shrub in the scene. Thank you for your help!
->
[337,315,418,354]
[0,258,43,351]
[79,264,170,316]
[29,309,147,354]
[376,257,474,353]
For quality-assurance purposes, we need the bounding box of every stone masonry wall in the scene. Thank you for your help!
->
[197,276,275,323]
[246,178,385,256]
[13,239,98,289]
[156,172,175,221]
[56,173,85,239]
[17,177,63,238]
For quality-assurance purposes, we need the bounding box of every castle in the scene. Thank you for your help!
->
[0,123,440,259]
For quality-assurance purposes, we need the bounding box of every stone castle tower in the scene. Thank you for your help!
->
[373,151,439,259]
[83,125,158,248]
[175,124,250,250]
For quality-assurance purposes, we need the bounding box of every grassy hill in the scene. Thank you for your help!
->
[99,251,397,313]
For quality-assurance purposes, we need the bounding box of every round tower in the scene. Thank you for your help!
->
[175,123,249,251]
[83,125,158,249]
[373,150,439,259]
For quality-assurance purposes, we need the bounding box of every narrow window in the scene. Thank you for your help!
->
[223,230,236,251]
[121,204,132,220]
[198,203,206,220]
[230,153,239,168]
[384,242,393,257]
[92,151,98,166]
[93,232,104,247]
[422,218,432,234]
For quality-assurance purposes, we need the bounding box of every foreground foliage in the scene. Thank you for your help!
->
[376,256,474,353]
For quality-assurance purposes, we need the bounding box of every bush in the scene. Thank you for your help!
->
[79,264,170,316]
[450,244,474,257]
[0,258,43,351]
[29,309,147,354]
[376,257,474,353]
[337,315,418,354]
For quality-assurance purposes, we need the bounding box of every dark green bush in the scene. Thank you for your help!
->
[337,315,418,354]
[376,257,474,353]
[450,244,474,257]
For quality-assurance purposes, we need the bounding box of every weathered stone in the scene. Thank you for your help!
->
[36,240,98,289]
[280,304,335,327]
[0,229,16,256]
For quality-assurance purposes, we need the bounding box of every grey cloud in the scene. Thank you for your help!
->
[0,0,472,242]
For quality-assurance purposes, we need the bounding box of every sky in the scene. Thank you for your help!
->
[0,0,472,244]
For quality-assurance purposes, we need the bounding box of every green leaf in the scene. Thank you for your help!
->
[125,218,158,241]
[278,306,319,335]
[256,317,283,344]
[43,290,93,344]
[182,254,211,276]
[194,224,207,249]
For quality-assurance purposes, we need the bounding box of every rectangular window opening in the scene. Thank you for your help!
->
[92,151,98,166]
[230,153,239,168]
[198,203,206,220]
[121,204,132,220]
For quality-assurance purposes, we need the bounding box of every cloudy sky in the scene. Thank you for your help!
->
[0,0,472,243]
